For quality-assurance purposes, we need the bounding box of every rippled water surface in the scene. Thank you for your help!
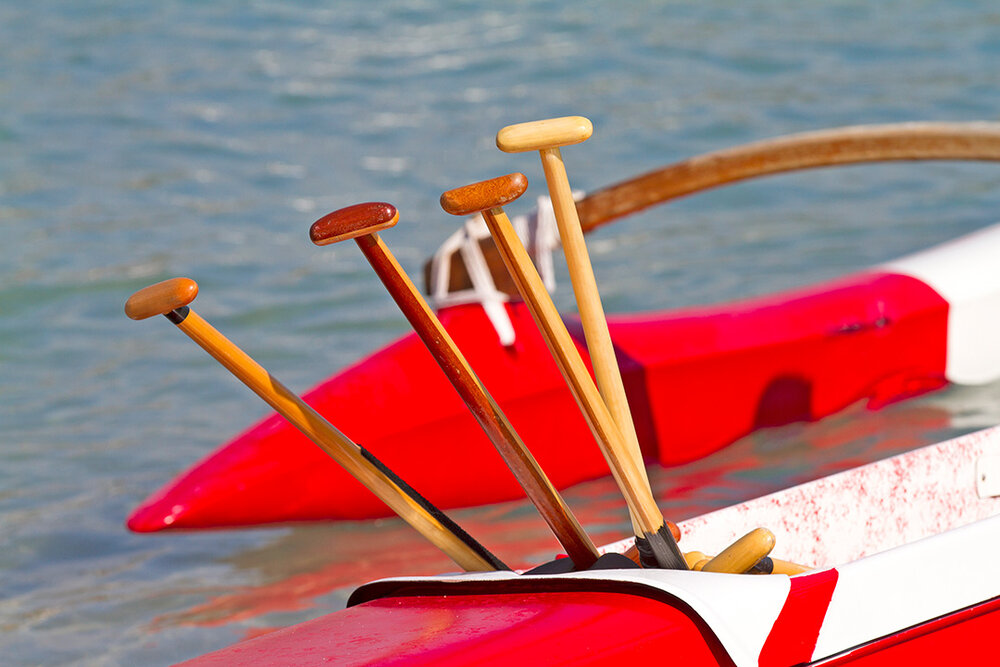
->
[4,1,1000,664]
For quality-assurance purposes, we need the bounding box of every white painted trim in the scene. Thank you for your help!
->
[812,513,1000,660]
[367,568,789,667]
[883,222,1000,385]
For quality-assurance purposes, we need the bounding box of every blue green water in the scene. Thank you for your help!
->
[4,1,1000,663]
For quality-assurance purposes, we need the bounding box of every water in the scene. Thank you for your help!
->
[4,0,1000,663]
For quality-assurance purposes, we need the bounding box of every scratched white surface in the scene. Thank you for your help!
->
[669,425,1000,567]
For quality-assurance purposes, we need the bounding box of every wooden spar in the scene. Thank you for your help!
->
[427,121,1000,296]
[125,278,502,573]
[310,203,600,568]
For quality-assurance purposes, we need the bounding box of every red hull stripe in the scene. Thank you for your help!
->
[758,569,839,666]
[178,590,735,667]
[812,595,1000,666]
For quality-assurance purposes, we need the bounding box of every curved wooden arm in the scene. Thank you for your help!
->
[576,121,1000,232]
[426,122,1000,295]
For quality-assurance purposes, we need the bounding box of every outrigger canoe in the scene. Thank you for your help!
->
[180,424,1000,665]
[128,122,1000,532]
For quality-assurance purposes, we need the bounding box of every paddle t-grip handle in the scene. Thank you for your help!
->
[125,278,199,320]
[440,173,529,217]
[310,202,399,245]
[496,116,593,153]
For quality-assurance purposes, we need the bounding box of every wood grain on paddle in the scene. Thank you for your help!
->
[443,174,686,569]
[311,198,600,569]
[125,279,499,573]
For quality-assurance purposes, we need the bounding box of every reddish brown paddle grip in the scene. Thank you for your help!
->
[125,278,199,320]
[310,202,399,246]
[440,173,529,216]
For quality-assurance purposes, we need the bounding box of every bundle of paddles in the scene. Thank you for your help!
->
[125,116,810,576]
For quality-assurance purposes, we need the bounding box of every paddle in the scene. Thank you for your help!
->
[428,121,1000,296]
[701,527,775,574]
[441,173,687,570]
[124,277,504,573]
[623,528,810,574]
[309,202,600,568]
[497,116,651,527]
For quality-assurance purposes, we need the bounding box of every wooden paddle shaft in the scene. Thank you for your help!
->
[537,144,649,492]
[479,203,686,569]
[498,116,648,531]
[352,230,600,567]
[169,307,497,572]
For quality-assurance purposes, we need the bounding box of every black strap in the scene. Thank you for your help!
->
[359,445,508,571]
[166,307,189,324]
[634,524,688,570]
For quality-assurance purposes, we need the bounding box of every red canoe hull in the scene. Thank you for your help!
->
[179,581,1000,667]
[129,270,948,531]
[177,427,1000,665]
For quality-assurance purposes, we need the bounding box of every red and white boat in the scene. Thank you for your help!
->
[179,424,1000,665]
[129,123,1000,663]
[128,122,1000,532]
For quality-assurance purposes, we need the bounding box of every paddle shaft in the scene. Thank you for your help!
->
[162,306,498,572]
[538,147,650,499]
[353,232,599,567]
[480,205,686,569]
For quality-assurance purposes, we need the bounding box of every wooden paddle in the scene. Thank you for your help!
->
[497,117,651,529]
[624,528,810,574]
[124,278,503,573]
[428,121,1000,295]
[701,527,775,574]
[441,173,687,570]
[309,202,600,568]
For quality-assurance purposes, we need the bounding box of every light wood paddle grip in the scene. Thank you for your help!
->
[702,528,776,574]
[496,116,593,153]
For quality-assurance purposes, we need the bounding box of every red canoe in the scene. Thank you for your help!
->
[128,221,1000,531]
[128,123,1000,532]
[178,425,1000,665]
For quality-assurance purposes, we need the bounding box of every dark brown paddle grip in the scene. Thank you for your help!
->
[310,202,399,246]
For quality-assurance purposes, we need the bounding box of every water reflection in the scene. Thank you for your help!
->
[151,397,959,634]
